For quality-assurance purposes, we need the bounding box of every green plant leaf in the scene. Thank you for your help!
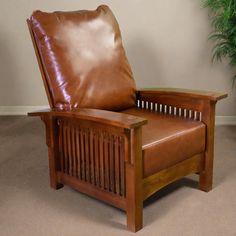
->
[203,0,236,81]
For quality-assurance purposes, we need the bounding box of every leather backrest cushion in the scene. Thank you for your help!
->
[30,5,136,111]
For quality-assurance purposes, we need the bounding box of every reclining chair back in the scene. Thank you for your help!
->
[27,5,136,111]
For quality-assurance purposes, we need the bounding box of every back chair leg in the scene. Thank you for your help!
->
[47,147,64,190]
[199,101,215,192]
[199,151,213,192]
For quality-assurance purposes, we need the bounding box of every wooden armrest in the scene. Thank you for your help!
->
[28,108,147,129]
[137,88,227,102]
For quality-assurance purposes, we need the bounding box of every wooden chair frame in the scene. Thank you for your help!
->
[27,19,227,232]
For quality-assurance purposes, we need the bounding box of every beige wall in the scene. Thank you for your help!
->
[0,0,235,115]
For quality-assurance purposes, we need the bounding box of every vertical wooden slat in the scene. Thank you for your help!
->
[164,105,167,114]
[194,111,197,120]
[67,124,72,176]
[109,135,114,192]
[94,132,100,186]
[183,109,187,118]
[154,103,158,111]
[185,109,189,119]
[89,129,95,185]
[59,120,64,173]
[84,129,90,182]
[71,126,76,177]
[159,104,162,113]
[119,137,125,196]
[80,128,85,180]
[75,127,81,179]
[174,107,177,115]
[99,132,105,189]
[104,132,109,190]
[197,111,201,121]
[178,108,182,117]
[63,123,68,174]
[114,136,120,194]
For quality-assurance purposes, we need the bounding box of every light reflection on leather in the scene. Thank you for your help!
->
[30,5,136,111]
[57,18,120,76]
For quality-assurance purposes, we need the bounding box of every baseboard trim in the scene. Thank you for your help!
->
[215,116,236,125]
[0,106,49,115]
[0,106,235,125]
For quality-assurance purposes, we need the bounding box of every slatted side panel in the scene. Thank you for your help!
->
[136,99,202,121]
[58,120,126,197]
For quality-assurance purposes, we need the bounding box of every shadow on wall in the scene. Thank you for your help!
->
[127,37,166,89]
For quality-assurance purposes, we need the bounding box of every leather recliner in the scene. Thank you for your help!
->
[27,5,227,232]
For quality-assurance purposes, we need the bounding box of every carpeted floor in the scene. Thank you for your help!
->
[0,116,235,236]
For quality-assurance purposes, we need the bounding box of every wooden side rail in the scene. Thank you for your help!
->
[28,108,147,129]
[136,88,227,121]
[136,88,227,193]
[137,88,227,102]
[58,117,126,196]
[28,109,146,232]
[143,153,204,200]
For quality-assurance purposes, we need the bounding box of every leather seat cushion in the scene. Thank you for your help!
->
[29,5,136,111]
[121,108,206,177]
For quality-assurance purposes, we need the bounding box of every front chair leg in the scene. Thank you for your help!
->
[42,116,64,190]
[126,163,143,232]
[125,127,143,232]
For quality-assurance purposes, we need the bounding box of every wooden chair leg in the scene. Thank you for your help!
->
[199,101,215,192]
[42,116,64,190]
[125,127,143,232]
[126,164,143,232]
[199,152,213,192]
[48,147,64,190]
[127,202,143,232]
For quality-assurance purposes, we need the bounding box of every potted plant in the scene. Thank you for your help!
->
[203,0,236,81]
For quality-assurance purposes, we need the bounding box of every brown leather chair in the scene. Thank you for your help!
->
[27,5,227,232]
